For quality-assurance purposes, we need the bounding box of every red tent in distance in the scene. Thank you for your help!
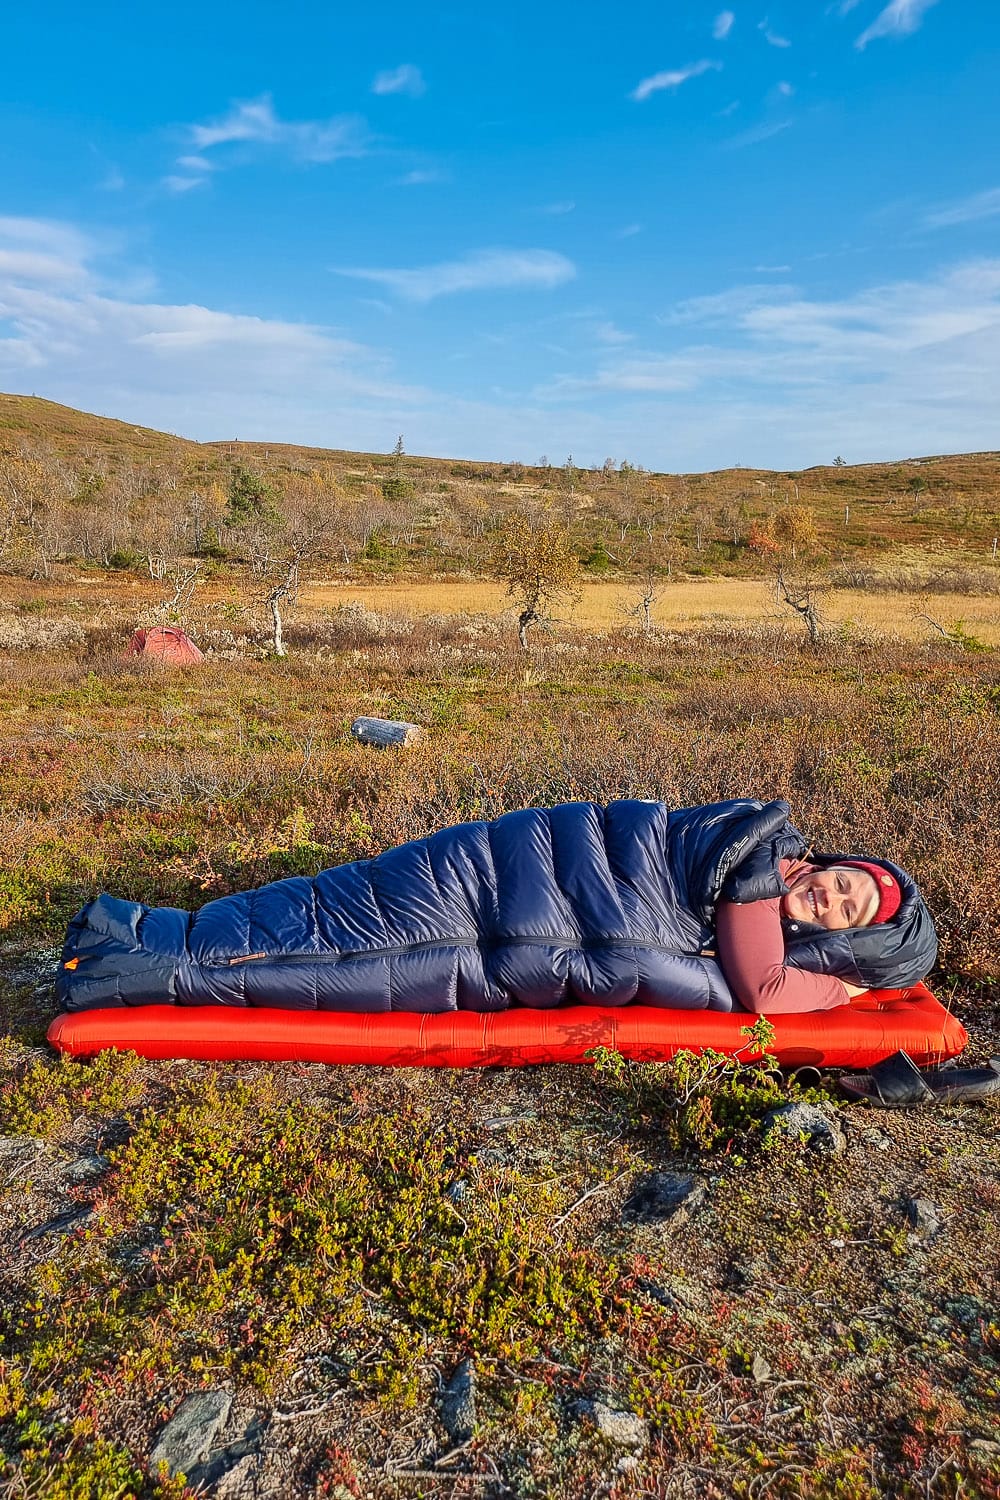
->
[126,627,204,663]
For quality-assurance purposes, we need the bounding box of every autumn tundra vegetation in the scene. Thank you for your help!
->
[1,393,999,1498]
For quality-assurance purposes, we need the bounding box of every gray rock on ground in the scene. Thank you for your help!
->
[214,1455,261,1499]
[0,1136,45,1158]
[440,1358,477,1442]
[213,1452,291,1500]
[1,946,60,987]
[622,1171,707,1225]
[185,1409,267,1493]
[22,1205,92,1241]
[583,1399,650,1449]
[150,1390,233,1478]
[904,1196,942,1240]
[761,1102,846,1155]
[62,1153,111,1183]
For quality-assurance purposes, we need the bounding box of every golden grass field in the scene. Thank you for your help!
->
[302,575,1000,644]
[6,565,997,646]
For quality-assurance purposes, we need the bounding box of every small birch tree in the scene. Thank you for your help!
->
[487,512,581,648]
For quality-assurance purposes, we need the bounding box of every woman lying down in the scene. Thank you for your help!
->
[57,797,937,1016]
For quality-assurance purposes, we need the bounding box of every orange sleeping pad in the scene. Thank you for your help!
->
[47,983,965,1069]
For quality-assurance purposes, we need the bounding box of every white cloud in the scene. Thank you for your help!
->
[758,19,791,46]
[775,80,795,96]
[617,223,643,238]
[546,261,1000,402]
[924,187,1000,230]
[334,249,576,302]
[541,200,576,215]
[0,214,423,441]
[394,168,449,186]
[724,118,793,147]
[371,64,426,97]
[630,60,721,102]
[713,11,735,39]
[177,155,214,172]
[523,259,1000,467]
[856,0,939,48]
[0,217,90,260]
[660,283,798,326]
[0,219,93,292]
[594,321,634,345]
[185,94,369,164]
[189,96,275,149]
[162,175,207,194]
[0,250,90,285]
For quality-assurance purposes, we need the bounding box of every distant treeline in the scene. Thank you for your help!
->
[2,394,1000,582]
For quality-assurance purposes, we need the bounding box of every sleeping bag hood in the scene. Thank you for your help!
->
[721,832,937,989]
[781,853,938,991]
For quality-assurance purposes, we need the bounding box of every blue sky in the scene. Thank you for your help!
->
[1,0,998,469]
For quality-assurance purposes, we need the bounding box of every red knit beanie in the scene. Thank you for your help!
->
[837,860,902,924]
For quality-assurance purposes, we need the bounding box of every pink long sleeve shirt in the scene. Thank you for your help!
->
[714,858,851,1014]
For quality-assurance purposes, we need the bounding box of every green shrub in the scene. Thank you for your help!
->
[582,542,613,573]
[225,464,278,526]
[4,1081,619,1402]
[362,526,402,564]
[0,1365,186,1500]
[943,620,990,653]
[198,526,228,561]
[0,839,81,937]
[105,549,145,572]
[0,1048,148,1138]
[380,475,413,504]
[589,1018,824,1152]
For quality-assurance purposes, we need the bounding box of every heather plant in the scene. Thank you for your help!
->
[0,1046,148,1138]
[0,1365,187,1500]
[2,622,999,989]
[3,1076,621,1422]
[588,1018,828,1152]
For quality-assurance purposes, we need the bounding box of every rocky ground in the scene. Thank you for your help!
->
[1,949,999,1500]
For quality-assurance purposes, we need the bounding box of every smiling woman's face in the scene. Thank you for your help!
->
[782,864,881,930]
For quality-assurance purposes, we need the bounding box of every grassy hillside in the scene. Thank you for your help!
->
[3,393,1000,579]
[0,393,204,461]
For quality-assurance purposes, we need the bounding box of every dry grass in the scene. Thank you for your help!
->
[303,576,1000,644]
[2,565,999,644]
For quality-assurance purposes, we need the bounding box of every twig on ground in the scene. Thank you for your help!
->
[553,1170,629,1230]
[552,1181,609,1230]
[272,1391,345,1422]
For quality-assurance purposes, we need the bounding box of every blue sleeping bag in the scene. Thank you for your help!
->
[57,797,936,1014]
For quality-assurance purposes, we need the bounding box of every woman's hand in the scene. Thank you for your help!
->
[841,981,870,998]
